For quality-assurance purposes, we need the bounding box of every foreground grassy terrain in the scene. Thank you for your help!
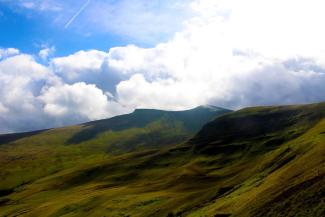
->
[0,102,324,216]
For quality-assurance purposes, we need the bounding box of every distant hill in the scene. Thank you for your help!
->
[66,105,231,147]
[0,105,230,151]
[0,105,230,190]
[0,102,324,217]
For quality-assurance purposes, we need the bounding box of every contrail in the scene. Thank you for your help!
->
[65,0,91,29]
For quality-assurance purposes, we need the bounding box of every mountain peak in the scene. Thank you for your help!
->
[133,105,230,114]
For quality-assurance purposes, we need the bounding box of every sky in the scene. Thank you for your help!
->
[0,0,325,133]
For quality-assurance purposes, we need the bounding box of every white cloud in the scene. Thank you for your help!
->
[0,54,56,85]
[0,48,20,59]
[39,46,55,61]
[0,54,59,133]
[51,49,124,94]
[1,0,325,133]
[117,74,206,110]
[108,0,325,110]
[51,50,108,81]
[0,53,130,133]
[107,44,173,78]
[39,82,130,123]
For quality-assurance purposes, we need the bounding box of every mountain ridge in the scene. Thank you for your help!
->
[0,105,231,136]
[0,105,230,193]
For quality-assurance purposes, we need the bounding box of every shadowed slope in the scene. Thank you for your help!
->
[67,105,230,144]
[0,130,48,145]
[192,103,324,151]
[186,102,325,216]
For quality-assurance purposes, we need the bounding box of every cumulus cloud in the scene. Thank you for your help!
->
[0,48,20,59]
[0,54,58,133]
[116,74,207,110]
[39,82,130,125]
[51,50,107,80]
[109,0,325,109]
[1,0,325,133]
[39,46,55,61]
[51,50,123,93]
[0,54,129,133]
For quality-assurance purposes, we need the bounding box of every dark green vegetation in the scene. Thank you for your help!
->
[0,103,324,217]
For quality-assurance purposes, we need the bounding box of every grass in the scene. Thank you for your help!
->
[0,106,228,192]
[0,102,324,216]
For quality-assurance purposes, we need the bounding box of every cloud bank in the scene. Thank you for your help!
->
[1,0,325,133]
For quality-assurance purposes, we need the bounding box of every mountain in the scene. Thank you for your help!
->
[0,102,324,217]
[66,105,231,147]
[0,106,230,191]
[0,105,230,148]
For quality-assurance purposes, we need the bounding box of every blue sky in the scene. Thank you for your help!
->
[0,0,190,56]
[0,1,133,56]
[0,0,325,133]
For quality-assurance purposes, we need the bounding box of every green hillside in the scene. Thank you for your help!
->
[0,106,230,192]
[0,103,324,217]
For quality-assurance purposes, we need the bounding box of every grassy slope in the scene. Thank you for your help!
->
[188,102,325,216]
[0,103,324,217]
[0,106,229,192]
